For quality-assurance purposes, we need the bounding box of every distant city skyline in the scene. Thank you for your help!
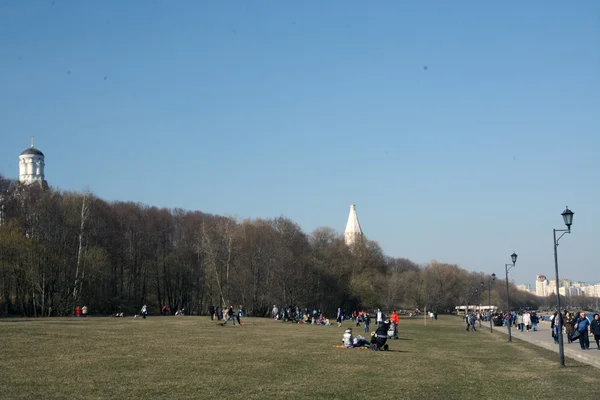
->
[1,1,599,284]
[516,275,600,298]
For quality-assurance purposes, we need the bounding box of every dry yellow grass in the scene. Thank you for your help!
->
[0,316,595,399]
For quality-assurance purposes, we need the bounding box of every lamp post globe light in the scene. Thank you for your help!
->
[562,207,574,230]
[483,273,496,333]
[553,206,574,367]
[505,253,517,342]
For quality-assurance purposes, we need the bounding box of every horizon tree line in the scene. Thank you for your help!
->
[0,175,562,318]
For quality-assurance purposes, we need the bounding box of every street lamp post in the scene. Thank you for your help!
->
[553,206,574,367]
[479,281,484,327]
[466,286,479,322]
[467,287,478,314]
[471,287,480,327]
[482,273,496,333]
[505,252,518,342]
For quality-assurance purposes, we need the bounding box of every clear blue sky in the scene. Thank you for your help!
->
[1,1,599,286]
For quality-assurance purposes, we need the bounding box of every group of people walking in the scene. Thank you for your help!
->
[209,304,245,326]
[552,311,600,350]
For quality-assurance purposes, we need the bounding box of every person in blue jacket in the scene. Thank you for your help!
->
[574,312,591,350]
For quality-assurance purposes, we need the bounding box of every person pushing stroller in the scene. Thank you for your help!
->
[389,310,399,340]
[370,319,391,351]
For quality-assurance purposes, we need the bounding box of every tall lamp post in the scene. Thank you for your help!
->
[553,206,574,367]
[479,281,484,327]
[505,252,518,342]
[482,273,496,333]
[473,288,479,325]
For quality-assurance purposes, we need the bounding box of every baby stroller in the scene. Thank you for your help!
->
[370,322,391,351]
[387,324,397,340]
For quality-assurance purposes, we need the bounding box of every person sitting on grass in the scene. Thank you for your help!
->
[342,328,354,348]
[352,336,370,348]
[342,328,370,348]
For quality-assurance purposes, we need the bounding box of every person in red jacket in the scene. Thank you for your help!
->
[75,306,82,317]
[390,311,399,339]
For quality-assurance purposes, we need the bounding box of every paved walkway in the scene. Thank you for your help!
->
[487,320,600,368]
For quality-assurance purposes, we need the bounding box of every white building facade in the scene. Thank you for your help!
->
[534,274,600,298]
[536,275,549,297]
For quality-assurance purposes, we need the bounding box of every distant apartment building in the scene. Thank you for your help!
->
[536,274,549,297]
[581,284,600,298]
[532,274,600,298]
[516,284,534,294]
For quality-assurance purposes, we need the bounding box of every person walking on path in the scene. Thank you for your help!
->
[530,312,539,331]
[565,312,575,343]
[517,313,524,332]
[590,313,600,350]
[574,312,591,350]
[523,311,531,332]
[550,312,562,344]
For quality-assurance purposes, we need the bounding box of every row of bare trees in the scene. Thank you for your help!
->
[0,177,546,317]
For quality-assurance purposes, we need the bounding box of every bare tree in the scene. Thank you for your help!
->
[73,190,92,301]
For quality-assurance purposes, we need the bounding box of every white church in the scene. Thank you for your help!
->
[344,203,363,246]
[0,139,48,226]
[18,138,47,187]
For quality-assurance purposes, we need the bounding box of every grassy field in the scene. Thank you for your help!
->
[1,315,597,399]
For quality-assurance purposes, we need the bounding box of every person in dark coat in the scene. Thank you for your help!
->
[370,319,390,351]
[590,313,600,350]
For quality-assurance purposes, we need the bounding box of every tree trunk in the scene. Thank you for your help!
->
[73,192,89,301]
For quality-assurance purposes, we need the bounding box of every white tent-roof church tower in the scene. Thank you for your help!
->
[344,204,363,246]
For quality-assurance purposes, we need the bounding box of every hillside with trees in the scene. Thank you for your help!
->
[0,176,553,317]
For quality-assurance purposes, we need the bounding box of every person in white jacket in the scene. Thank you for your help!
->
[342,328,370,348]
[523,312,532,332]
[342,328,354,348]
